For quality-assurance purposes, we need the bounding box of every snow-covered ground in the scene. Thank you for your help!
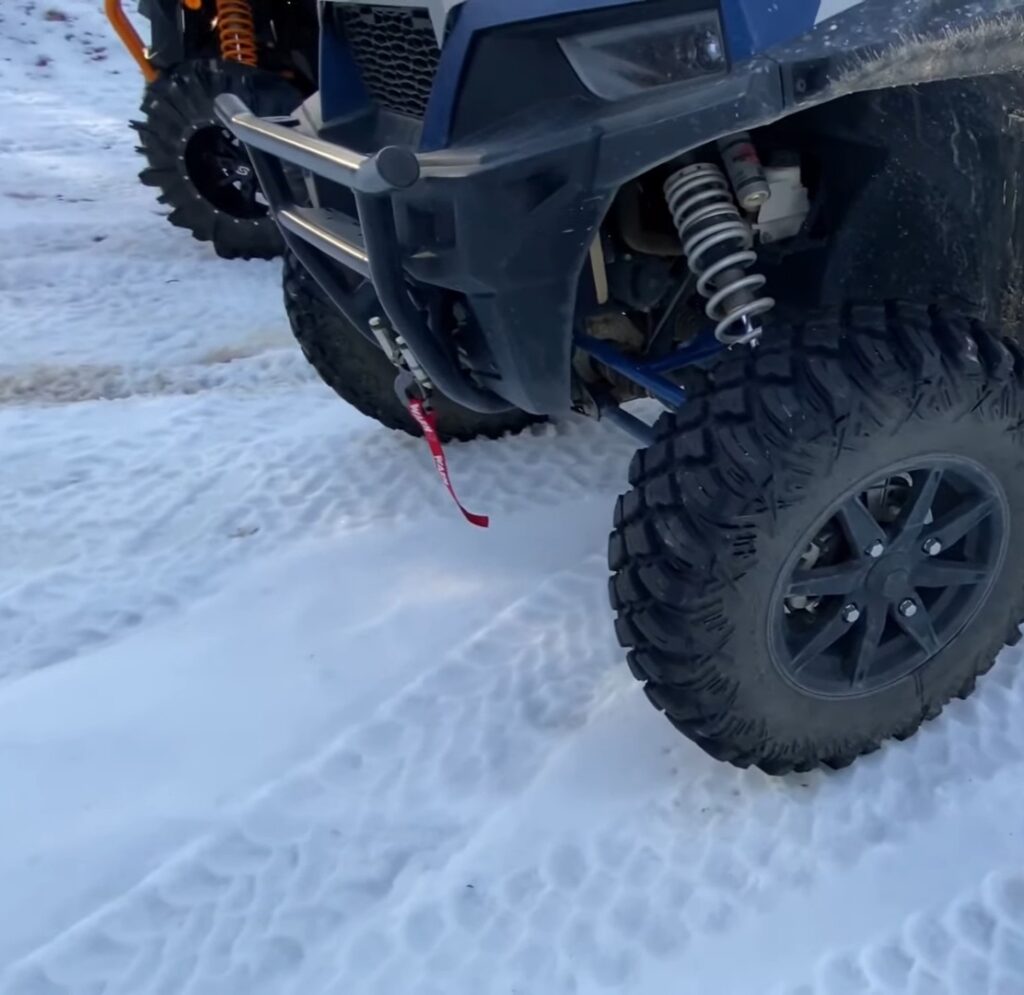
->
[3,3,1024,993]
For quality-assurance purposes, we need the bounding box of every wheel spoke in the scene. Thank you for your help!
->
[892,468,943,545]
[790,608,851,674]
[912,559,989,587]
[894,598,943,656]
[835,496,886,557]
[924,494,996,548]
[788,561,867,597]
[849,601,886,688]
[774,457,1007,697]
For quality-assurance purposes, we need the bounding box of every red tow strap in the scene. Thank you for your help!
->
[407,397,490,528]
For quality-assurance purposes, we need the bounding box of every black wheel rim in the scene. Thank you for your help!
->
[183,122,268,221]
[769,456,1009,699]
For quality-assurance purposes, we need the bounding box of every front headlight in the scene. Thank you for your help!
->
[559,11,727,101]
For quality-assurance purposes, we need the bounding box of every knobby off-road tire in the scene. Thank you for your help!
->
[134,59,300,260]
[610,303,1024,774]
[282,253,538,441]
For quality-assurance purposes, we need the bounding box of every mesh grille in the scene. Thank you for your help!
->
[340,5,440,118]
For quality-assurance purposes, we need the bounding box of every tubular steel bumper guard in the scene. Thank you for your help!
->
[215,94,725,427]
[214,93,512,414]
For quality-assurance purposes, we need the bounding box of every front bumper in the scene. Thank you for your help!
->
[216,63,782,415]
[218,94,518,413]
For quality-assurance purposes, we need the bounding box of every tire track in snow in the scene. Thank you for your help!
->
[0,399,633,682]
[0,350,316,407]
[3,556,1024,994]
[780,869,1024,995]
[0,218,293,372]
[293,637,1024,995]
[0,557,623,995]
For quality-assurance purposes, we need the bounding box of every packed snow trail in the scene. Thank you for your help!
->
[2,3,1024,993]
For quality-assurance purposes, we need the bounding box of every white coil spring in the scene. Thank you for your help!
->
[664,162,774,344]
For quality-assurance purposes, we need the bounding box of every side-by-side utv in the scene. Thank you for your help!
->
[105,0,315,257]
[161,0,1024,775]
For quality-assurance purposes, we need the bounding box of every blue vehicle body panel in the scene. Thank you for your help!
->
[719,0,820,59]
[326,0,866,150]
[326,0,1024,153]
[420,0,864,148]
[424,0,650,148]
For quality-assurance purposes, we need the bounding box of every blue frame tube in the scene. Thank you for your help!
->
[574,331,724,409]
[642,330,724,373]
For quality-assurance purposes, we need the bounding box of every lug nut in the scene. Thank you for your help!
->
[867,541,885,559]
[922,538,942,556]
[841,603,861,624]
[898,598,918,618]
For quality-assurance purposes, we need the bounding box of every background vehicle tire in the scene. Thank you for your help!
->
[282,253,539,441]
[609,303,1024,774]
[134,59,300,260]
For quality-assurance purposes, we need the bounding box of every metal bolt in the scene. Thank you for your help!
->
[867,541,885,559]
[841,603,861,624]
[922,538,942,557]
[898,598,918,618]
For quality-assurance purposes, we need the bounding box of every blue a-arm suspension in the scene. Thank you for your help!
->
[573,329,726,445]
[574,330,725,410]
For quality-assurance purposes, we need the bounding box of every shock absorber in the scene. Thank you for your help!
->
[215,0,258,67]
[663,160,774,345]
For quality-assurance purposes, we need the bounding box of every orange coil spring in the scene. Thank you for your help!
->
[216,0,258,66]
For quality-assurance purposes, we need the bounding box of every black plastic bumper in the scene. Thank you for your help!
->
[215,63,782,416]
